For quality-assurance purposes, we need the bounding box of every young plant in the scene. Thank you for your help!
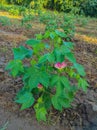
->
[0,16,11,26]
[6,27,88,121]
[39,12,76,40]
[61,14,76,40]
[21,14,34,29]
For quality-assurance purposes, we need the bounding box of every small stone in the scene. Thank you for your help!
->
[63,113,66,117]
[87,101,97,112]
[0,68,4,73]
[92,104,97,111]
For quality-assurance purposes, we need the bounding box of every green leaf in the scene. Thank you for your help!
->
[47,53,55,63]
[38,53,55,64]
[39,71,50,88]
[50,32,56,39]
[59,97,71,108]
[23,67,50,90]
[38,53,49,64]
[74,63,86,76]
[63,41,74,49]
[16,87,27,99]
[36,34,43,40]
[65,52,76,63]
[52,95,63,110]
[51,75,71,90]
[60,76,71,90]
[33,43,45,54]
[78,78,89,91]
[55,30,67,38]
[23,68,39,90]
[50,75,59,87]
[30,59,37,66]
[52,95,71,110]
[54,48,64,62]
[43,31,50,39]
[60,45,71,54]
[52,81,72,110]
[15,92,34,110]
[13,46,33,60]
[66,68,76,77]
[51,76,72,110]
[34,103,47,121]
[26,39,41,46]
[28,75,39,90]
[64,86,77,102]
[42,93,52,109]
[5,60,24,77]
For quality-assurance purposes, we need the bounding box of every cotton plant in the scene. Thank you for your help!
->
[6,28,88,121]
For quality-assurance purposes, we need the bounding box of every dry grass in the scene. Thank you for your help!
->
[0,11,21,19]
[75,34,97,44]
[76,18,97,44]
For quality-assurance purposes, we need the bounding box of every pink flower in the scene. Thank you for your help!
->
[54,62,67,70]
[38,84,43,89]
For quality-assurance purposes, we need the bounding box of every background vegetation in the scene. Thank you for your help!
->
[0,0,97,17]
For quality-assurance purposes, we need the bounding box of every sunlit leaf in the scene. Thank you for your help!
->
[26,39,41,46]
[5,60,24,77]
